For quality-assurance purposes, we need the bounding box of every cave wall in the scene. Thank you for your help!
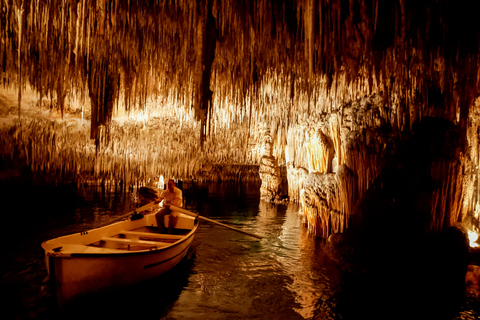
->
[293,93,475,238]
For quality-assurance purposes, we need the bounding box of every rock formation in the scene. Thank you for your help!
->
[1,0,480,244]
[258,132,287,202]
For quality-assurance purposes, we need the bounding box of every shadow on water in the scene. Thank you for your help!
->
[0,181,139,320]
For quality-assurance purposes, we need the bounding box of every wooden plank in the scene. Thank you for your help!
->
[120,231,183,240]
[57,244,131,254]
[81,246,131,254]
[101,237,169,247]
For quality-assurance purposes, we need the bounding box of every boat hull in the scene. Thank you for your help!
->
[42,213,197,306]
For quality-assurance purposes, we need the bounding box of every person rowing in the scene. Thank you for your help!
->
[155,179,183,233]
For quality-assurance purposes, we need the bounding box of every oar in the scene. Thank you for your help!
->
[170,205,263,240]
[99,201,159,226]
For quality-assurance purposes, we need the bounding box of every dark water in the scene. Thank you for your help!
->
[0,181,479,319]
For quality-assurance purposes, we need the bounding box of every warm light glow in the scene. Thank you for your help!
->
[157,175,165,189]
[306,129,331,174]
[469,229,479,247]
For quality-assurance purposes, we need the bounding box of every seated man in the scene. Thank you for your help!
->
[155,179,183,233]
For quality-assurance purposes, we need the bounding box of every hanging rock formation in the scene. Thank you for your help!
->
[1,1,480,242]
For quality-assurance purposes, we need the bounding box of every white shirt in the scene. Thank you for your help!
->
[159,187,183,207]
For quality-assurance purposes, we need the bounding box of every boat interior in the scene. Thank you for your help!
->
[43,213,197,254]
[88,226,190,252]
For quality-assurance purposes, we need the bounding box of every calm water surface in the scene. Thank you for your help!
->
[0,182,340,320]
[1,181,479,319]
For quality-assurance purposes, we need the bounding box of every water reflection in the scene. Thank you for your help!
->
[167,193,341,319]
[2,182,477,319]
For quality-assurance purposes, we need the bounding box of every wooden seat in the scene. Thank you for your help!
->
[101,237,169,247]
[90,237,170,251]
[120,231,183,240]
[57,244,131,254]
[81,246,131,254]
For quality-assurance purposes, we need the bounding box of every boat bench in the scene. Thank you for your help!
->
[100,237,170,249]
[119,231,184,241]
[54,244,132,254]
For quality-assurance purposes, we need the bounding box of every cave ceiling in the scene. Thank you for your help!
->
[1,0,480,191]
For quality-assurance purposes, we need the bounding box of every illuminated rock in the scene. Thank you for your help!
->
[259,133,287,202]
[1,0,480,240]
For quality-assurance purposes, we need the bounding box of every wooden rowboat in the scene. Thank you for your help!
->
[41,206,198,307]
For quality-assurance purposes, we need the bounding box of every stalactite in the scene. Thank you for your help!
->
[429,159,465,233]
[329,113,343,166]
[305,127,333,174]
[15,2,23,118]
[1,0,480,238]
